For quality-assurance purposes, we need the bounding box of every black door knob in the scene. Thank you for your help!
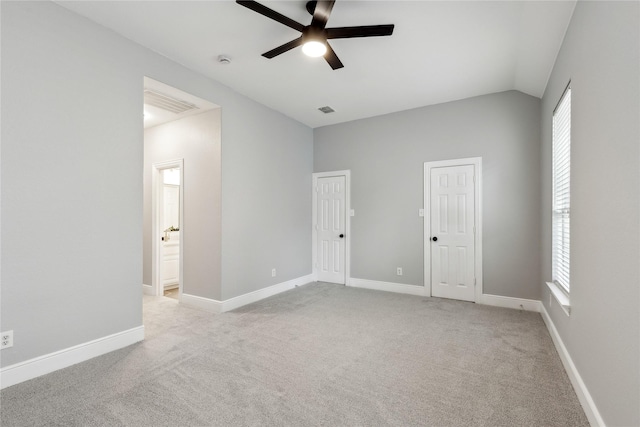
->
[339,234,344,238]
[432,236,438,242]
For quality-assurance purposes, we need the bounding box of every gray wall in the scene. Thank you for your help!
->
[144,110,222,300]
[1,1,313,367]
[221,96,313,300]
[540,1,639,425]
[314,91,541,300]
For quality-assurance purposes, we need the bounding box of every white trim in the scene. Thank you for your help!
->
[180,293,223,313]
[348,278,427,296]
[546,281,571,315]
[180,275,315,314]
[424,157,483,302]
[0,326,144,390]
[348,279,541,313]
[312,170,351,286]
[142,284,154,296]
[151,159,184,299]
[222,274,314,312]
[479,294,541,312]
[540,304,605,427]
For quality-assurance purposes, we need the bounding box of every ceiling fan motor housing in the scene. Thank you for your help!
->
[303,26,327,44]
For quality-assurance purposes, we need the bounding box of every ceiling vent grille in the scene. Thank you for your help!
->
[144,90,199,114]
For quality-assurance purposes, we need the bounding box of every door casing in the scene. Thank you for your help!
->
[424,157,483,301]
[152,159,184,299]
[312,170,351,285]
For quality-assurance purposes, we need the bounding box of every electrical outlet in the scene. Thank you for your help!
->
[271,268,276,277]
[1,331,13,349]
[396,267,403,276]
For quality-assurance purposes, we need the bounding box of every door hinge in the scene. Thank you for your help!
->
[473,175,476,183]
[474,278,476,286]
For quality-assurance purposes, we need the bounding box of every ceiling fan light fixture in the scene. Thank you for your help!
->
[236,0,394,70]
[302,40,326,57]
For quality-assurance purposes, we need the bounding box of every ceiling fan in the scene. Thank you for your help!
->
[236,0,395,70]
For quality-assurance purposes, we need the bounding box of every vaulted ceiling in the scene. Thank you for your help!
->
[57,1,576,128]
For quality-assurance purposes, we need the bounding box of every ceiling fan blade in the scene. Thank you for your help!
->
[310,0,335,30]
[324,43,344,70]
[326,24,395,39]
[236,0,305,32]
[262,37,303,59]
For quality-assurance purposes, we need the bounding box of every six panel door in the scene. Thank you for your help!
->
[430,165,475,302]
[317,176,346,284]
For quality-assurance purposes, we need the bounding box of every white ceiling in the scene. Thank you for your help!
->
[57,0,576,129]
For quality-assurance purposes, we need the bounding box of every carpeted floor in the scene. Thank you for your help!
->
[1,282,588,426]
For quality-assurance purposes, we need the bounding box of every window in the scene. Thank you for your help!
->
[552,85,571,293]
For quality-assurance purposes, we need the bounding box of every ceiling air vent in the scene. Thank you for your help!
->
[318,106,335,114]
[144,89,199,114]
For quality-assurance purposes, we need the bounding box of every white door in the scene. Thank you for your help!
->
[163,184,179,231]
[317,176,346,284]
[162,184,180,288]
[162,231,180,287]
[430,165,475,301]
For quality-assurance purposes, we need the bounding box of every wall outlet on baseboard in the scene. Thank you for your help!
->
[271,268,276,277]
[396,267,403,276]
[1,330,14,349]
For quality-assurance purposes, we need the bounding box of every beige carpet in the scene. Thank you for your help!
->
[0,282,588,426]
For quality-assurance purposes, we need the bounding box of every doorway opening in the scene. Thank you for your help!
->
[424,157,482,302]
[142,76,222,306]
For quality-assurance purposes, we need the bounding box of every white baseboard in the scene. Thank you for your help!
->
[348,280,541,313]
[181,293,223,313]
[479,294,542,312]
[142,284,154,296]
[540,304,604,427]
[180,274,315,314]
[0,326,144,390]
[348,278,427,296]
[222,274,314,312]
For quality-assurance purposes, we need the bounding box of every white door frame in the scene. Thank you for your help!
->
[312,170,351,285]
[152,159,184,299]
[424,157,482,301]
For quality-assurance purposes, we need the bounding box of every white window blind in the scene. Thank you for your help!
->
[552,86,571,292]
